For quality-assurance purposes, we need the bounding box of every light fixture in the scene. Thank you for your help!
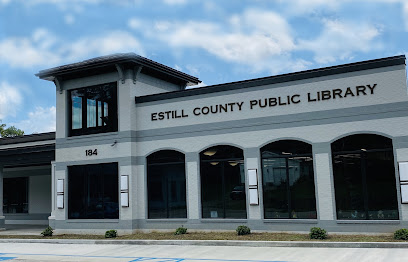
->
[282,152,292,155]
[361,149,367,152]
[203,150,217,156]
[229,161,239,166]
[210,162,219,165]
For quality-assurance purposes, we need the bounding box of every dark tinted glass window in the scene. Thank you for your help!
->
[3,177,28,214]
[332,134,398,220]
[261,140,317,219]
[200,145,246,219]
[69,82,117,136]
[68,163,118,219]
[147,150,187,219]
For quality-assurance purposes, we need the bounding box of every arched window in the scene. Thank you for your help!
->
[147,150,186,219]
[261,140,316,219]
[200,145,246,219]
[332,134,398,220]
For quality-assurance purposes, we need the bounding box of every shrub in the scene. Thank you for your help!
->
[41,226,53,237]
[105,229,117,238]
[236,225,251,236]
[309,227,327,240]
[394,229,408,240]
[175,226,187,235]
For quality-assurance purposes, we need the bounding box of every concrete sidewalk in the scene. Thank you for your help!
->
[2,242,408,262]
[0,225,44,235]
[0,238,407,249]
[0,225,406,249]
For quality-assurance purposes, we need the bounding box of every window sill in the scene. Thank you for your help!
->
[66,219,119,223]
[66,131,119,140]
[263,219,318,224]
[200,219,247,223]
[146,219,188,223]
[336,220,400,224]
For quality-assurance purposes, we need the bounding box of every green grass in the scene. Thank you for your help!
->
[0,231,404,242]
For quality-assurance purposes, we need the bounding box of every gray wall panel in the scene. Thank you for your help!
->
[136,101,408,142]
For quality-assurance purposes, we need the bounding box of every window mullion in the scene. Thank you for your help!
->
[96,100,99,127]
[82,95,87,130]
[166,175,169,218]
[221,162,226,218]
[285,158,292,218]
[361,153,369,219]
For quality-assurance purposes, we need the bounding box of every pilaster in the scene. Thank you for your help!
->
[313,143,336,221]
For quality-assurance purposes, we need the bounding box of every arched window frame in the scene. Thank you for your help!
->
[331,134,399,220]
[200,145,247,219]
[147,150,187,219]
[260,140,317,219]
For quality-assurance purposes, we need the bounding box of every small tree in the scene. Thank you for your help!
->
[309,227,327,240]
[105,229,117,238]
[236,225,251,235]
[41,226,53,237]
[175,226,187,235]
[0,121,24,137]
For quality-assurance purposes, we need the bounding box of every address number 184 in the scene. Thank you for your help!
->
[85,149,98,156]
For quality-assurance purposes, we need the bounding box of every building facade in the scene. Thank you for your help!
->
[2,54,408,234]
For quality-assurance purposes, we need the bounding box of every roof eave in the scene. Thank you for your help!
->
[35,54,201,85]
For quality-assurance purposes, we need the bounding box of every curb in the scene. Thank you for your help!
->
[0,239,407,248]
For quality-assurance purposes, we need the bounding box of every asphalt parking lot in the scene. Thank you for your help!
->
[0,242,407,262]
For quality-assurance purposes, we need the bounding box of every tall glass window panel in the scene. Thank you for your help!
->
[68,163,119,219]
[98,101,102,126]
[332,134,398,220]
[69,82,117,136]
[3,177,28,214]
[87,99,97,128]
[147,150,187,219]
[71,96,82,129]
[200,145,246,219]
[103,102,108,126]
[261,140,317,219]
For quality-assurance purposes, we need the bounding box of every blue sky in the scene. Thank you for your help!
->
[0,0,408,134]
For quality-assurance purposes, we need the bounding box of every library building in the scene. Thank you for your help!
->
[1,53,408,234]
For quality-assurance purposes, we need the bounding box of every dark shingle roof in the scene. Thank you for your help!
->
[36,53,201,86]
[0,132,55,146]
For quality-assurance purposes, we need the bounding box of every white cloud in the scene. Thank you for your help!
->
[276,0,340,14]
[0,29,144,68]
[61,31,145,62]
[185,65,199,75]
[128,18,143,29]
[187,81,207,89]
[0,0,11,5]
[12,106,56,134]
[0,29,61,68]
[279,0,408,32]
[0,82,23,119]
[162,0,188,5]
[174,64,183,71]
[152,9,295,67]
[402,1,408,30]
[64,14,75,25]
[299,19,382,63]
[147,9,316,74]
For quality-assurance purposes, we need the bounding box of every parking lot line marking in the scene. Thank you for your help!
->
[0,256,16,261]
[0,253,290,262]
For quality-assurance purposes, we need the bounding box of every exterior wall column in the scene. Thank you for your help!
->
[313,143,336,224]
[244,148,262,222]
[48,161,56,227]
[392,137,408,222]
[186,153,200,222]
[0,166,4,229]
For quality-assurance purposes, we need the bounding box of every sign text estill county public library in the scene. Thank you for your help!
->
[151,84,377,121]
